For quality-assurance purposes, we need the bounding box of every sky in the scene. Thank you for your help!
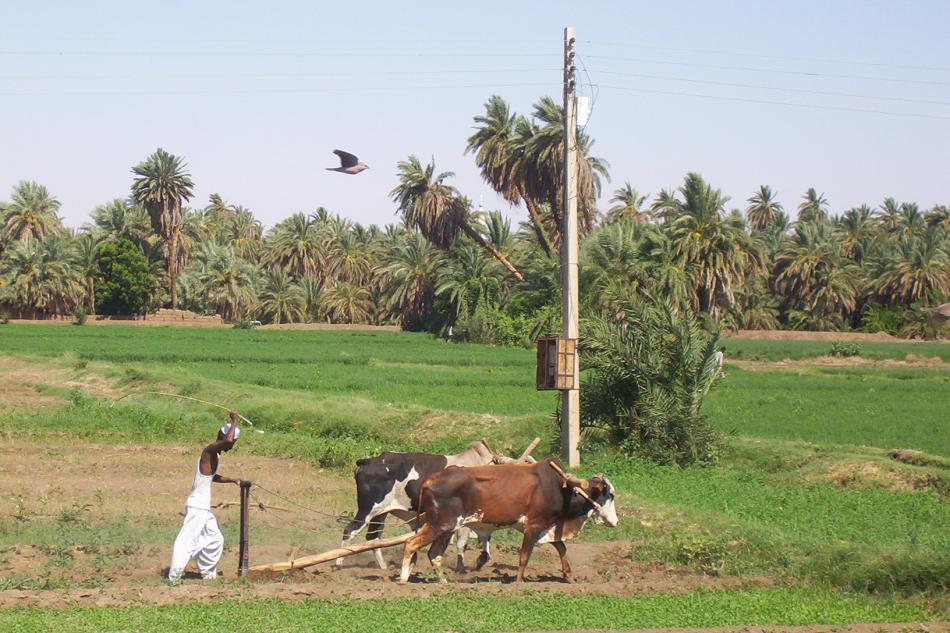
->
[1,1,948,231]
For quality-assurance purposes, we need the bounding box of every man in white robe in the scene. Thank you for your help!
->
[168,412,242,581]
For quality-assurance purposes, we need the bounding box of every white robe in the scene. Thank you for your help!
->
[168,506,224,580]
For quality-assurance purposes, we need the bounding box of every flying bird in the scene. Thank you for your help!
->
[326,149,369,175]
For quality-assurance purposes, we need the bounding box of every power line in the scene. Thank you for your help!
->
[598,84,950,121]
[591,69,950,107]
[0,67,560,81]
[0,81,557,98]
[583,40,950,73]
[0,49,557,58]
[587,54,950,87]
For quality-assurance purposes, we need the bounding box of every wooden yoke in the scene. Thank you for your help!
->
[548,461,609,520]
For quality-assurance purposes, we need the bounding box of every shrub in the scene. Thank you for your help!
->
[830,341,861,357]
[578,294,721,466]
[0,311,9,324]
[861,304,903,336]
[94,239,157,316]
[73,306,88,326]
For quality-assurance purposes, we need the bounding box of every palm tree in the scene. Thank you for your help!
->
[380,232,443,330]
[467,95,554,255]
[130,148,195,309]
[390,155,523,280]
[745,185,783,232]
[606,183,650,225]
[511,97,610,241]
[87,198,152,247]
[436,240,504,320]
[872,228,950,306]
[876,197,903,236]
[230,207,264,262]
[775,221,860,322]
[257,270,304,324]
[192,244,259,321]
[835,205,875,263]
[265,213,324,279]
[325,221,372,285]
[667,173,762,317]
[75,234,99,313]
[798,188,829,223]
[2,181,63,244]
[321,282,372,324]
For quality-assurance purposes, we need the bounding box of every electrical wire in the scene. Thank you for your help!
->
[587,54,950,87]
[0,67,561,81]
[590,69,950,107]
[0,81,557,98]
[583,40,950,73]
[598,83,950,121]
[0,49,557,58]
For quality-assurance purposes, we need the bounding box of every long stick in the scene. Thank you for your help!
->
[248,532,414,572]
[112,391,254,427]
[238,481,251,577]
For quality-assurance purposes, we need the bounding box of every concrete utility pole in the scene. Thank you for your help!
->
[561,26,580,468]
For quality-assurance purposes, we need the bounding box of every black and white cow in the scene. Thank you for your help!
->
[336,441,495,569]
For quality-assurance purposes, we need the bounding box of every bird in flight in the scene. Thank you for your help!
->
[326,149,369,175]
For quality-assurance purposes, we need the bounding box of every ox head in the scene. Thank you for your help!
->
[585,475,618,528]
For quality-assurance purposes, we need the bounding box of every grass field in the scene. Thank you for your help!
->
[0,588,930,633]
[0,323,948,630]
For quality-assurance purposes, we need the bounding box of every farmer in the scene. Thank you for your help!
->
[713,346,726,378]
[167,411,243,581]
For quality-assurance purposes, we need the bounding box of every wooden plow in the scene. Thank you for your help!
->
[249,532,415,573]
[245,437,541,575]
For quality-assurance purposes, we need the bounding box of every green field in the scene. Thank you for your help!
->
[0,323,948,629]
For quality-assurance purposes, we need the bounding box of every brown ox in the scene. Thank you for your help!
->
[399,458,617,583]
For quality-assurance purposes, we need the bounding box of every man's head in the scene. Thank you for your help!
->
[217,423,240,451]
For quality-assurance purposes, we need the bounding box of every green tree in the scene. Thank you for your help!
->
[606,183,651,225]
[1,181,63,244]
[580,294,721,465]
[94,239,157,315]
[258,270,304,324]
[745,185,782,232]
[380,232,443,330]
[391,155,523,280]
[130,148,195,309]
[798,187,829,223]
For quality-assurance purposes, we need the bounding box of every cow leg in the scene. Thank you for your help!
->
[515,530,538,583]
[428,533,452,584]
[399,524,440,584]
[551,541,572,582]
[365,515,389,569]
[455,527,473,573]
[336,512,373,567]
[474,532,492,571]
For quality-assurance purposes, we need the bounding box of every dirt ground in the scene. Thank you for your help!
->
[723,330,947,343]
[0,441,767,609]
[728,354,946,372]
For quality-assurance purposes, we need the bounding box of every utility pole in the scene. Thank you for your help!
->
[561,26,580,468]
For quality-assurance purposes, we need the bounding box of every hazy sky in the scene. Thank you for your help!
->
[1,1,948,230]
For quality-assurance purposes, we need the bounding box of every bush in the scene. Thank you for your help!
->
[0,311,9,324]
[830,341,861,357]
[861,304,903,336]
[94,239,157,316]
[73,306,88,326]
[578,294,721,466]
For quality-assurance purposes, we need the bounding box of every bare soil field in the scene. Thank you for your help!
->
[0,441,761,609]
[723,330,947,343]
